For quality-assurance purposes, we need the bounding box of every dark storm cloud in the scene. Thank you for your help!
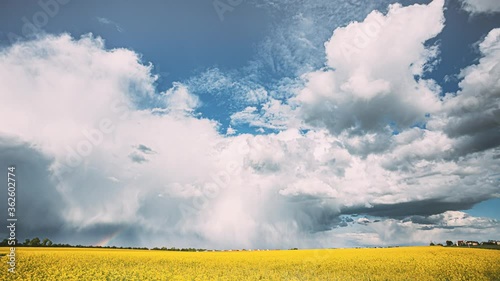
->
[445,114,499,138]
[0,138,162,246]
[339,199,479,219]
[283,198,341,232]
[452,130,500,157]
[135,190,188,227]
[65,223,142,247]
[419,226,434,230]
[440,35,500,157]
[402,215,440,225]
[0,137,66,240]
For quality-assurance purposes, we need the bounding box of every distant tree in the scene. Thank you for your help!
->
[0,239,8,246]
[42,238,52,247]
[29,237,41,247]
[430,242,435,246]
[24,239,30,246]
[446,240,454,246]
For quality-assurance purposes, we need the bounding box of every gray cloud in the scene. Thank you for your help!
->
[136,144,155,154]
[129,152,147,163]
[438,28,500,157]
[341,199,479,219]
[0,137,66,241]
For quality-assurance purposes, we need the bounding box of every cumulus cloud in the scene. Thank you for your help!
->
[0,33,221,246]
[296,0,445,136]
[246,0,394,77]
[436,28,500,155]
[162,83,200,115]
[459,0,500,14]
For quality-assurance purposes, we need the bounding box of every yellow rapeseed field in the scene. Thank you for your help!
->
[1,246,499,280]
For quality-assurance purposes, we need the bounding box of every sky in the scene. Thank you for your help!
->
[0,0,499,249]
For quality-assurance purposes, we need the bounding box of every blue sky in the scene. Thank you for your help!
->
[2,0,498,128]
[1,0,269,83]
[0,0,499,248]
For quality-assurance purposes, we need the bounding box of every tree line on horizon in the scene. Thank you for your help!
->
[3,237,499,251]
[0,237,147,250]
[0,237,207,251]
[430,240,500,247]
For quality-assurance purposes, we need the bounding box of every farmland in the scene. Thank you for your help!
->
[1,246,499,280]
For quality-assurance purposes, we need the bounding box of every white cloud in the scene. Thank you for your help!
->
[226,126,237,135]
[296,0,445,135]
[459,0,500,14]
[426,211,498,228]
[246,0,395,77]
[163,82,200,115]
[97,17,124,33]
[230,99,302,131]
[186,68,269,106]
